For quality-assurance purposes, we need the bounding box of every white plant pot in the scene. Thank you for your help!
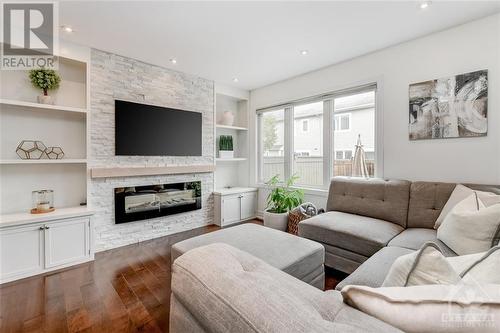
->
[37,95,54,105]
[219,150,234,159]
[263,210,289,231]
[221,111,235,126]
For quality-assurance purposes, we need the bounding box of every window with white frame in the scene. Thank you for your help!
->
[258,84,377,188]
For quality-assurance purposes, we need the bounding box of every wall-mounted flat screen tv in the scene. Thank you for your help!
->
[115,100,202,156]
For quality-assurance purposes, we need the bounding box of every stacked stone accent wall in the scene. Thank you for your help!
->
[90,49,214,251]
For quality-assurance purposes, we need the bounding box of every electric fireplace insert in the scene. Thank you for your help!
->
[114,181,201,224]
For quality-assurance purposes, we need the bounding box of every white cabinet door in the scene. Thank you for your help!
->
[240,192,257,220]
[222,195,241,226]
[0,225,44,282]
[44,218,90,269]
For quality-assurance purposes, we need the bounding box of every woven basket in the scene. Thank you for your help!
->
[287,209,309,235]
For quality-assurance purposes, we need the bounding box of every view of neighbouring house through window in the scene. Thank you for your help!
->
[259,86,376,188]
[293,101,323,187]
[260,109,285,181]
[333,90,375,178]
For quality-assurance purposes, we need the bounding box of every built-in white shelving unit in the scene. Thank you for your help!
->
[0,47,90,217]
[214,86,253,191]
[0,44,94,285]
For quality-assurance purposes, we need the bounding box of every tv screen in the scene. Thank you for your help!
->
[115,100,202,156]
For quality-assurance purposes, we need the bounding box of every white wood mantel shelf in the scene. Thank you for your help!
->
[90,164,216,179]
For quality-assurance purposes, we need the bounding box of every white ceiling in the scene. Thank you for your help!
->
[60,1,500,90]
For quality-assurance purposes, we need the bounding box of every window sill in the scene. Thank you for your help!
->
[256,183,329,197]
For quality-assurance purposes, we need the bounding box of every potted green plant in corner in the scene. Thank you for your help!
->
[29,68,61,105]
[218,135,234,159]
[264,174,304,231]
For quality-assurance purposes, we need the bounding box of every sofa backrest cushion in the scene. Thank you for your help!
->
[326,177,411,227]
[467,184,500,195]
[407,182,456,228]
[407,182,500,228]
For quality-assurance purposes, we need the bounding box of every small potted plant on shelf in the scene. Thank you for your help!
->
[218,135,234,159]
[29,68,61,104]
[264,174,304,231]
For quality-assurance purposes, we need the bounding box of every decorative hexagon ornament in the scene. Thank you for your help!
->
[45,146,65,159]
[16,140,47,159]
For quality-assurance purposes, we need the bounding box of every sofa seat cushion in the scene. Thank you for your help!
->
[171,243,403,333]
[388,228,457,255]
[172,223,324,285]
[387,228,438,250]
[323,243,369,273]
[299,211,404,257]
[336,246,414,290]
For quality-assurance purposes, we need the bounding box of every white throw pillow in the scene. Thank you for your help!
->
[435,184,500,229]
[383,244,500,287]
[458,246,500,284]
[341,283,500,333]
[437,193,500,255]
[445,251,486,273]
[383,243,460,287]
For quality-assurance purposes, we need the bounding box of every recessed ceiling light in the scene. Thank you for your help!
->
[170,58,177,64]
[300,50,309,55]
[61,25,73,33]
[232,78,239,83]
[419,1,431,9]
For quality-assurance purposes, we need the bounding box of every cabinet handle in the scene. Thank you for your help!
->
[39,226,45,230]
[45,226,50,230]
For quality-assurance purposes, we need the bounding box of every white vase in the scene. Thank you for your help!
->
[221,111,235,126]
[263,210,289,231]
[219,150,234,159]
[37,95,53,105]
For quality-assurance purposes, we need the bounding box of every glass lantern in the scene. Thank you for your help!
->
[31,190,54,214]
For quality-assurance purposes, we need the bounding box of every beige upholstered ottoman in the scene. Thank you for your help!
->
[171,223,325,289]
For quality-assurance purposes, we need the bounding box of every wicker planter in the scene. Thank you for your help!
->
[288,209,309,235]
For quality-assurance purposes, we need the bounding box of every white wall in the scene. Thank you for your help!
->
[250,14,500,214]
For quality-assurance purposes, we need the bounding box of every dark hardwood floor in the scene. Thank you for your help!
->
[0,220,346,333]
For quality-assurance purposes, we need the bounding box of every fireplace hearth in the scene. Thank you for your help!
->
[114,181,201,224]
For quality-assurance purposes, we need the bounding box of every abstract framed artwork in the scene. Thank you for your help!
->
[409,70,488,140]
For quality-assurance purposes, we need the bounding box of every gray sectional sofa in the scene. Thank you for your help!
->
[298,177,500,290]
[169,177,500,332]
[170,243,403,333]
